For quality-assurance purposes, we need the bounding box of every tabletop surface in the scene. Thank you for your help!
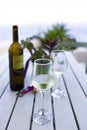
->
[0,51,87,130]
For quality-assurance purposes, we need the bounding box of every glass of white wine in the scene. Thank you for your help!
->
[51,50,68,99]
[32,58,55,125]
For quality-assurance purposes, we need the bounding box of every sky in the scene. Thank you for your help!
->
[0,0,87,44]
[0,0,87,25]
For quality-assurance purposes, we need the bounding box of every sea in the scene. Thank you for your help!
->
[0,23,87,47]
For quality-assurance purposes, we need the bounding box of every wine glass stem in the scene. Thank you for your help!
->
[57,76,61,90]
[40,91,45,114]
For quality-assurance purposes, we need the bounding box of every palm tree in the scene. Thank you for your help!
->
[37,23,76,52]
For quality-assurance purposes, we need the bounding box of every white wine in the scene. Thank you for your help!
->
[53,63,67,78]
[32,74,55,91]
[53,68,65,78]
[9,25,24,91]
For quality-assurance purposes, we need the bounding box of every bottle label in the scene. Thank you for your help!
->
[13,55,23,70]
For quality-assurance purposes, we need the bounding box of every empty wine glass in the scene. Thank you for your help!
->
[32,58,55,125]
[51,50,68,99]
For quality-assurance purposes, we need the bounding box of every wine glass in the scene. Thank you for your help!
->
[32,58,55,125]
[51,50,68,99]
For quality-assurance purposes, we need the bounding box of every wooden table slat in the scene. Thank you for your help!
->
[53,77,78,130]
[0,51,87,130]
[64,66,87,130]
[7,93,34,130]
[0,86,17,130]
[0,69,9,98]
[66,51,87,96]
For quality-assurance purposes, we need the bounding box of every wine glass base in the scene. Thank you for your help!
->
[51,89,67,99]
[33,109,52,125]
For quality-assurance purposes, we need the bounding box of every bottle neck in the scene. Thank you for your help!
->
[13,26,19,42]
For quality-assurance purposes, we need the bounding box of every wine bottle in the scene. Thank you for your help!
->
[9,25,24,91]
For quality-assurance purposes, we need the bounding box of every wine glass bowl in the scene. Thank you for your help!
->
[51,50,68,98]
[32,58,55,125]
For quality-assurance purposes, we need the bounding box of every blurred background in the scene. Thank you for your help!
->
[0,0,87,73]
[0,0,87,46]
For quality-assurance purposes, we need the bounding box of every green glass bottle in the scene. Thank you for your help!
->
[9,25,24,91]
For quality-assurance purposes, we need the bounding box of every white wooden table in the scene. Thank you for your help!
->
[0,51,87,130]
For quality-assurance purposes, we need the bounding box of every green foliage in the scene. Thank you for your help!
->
[44,24,70,40]
[21,38,48,61]
[21,23,76,61]
[56,40,77,50]
[32,50,44,62]
[38,23,74,41]
[37,23,76,51]
[21,39,34,50]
